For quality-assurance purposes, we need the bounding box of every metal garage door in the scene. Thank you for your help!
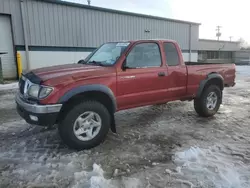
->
[0,15,16,79]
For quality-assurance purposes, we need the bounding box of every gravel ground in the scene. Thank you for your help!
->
[0,66,250,188]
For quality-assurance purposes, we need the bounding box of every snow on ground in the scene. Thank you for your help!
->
[236,66,250,77]
[0,82,18,91]
[1,66,250,188]
[173,146,250,188]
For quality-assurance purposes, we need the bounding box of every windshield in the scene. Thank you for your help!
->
[84,42,130,66]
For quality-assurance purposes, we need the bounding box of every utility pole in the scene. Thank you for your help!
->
[216,26,222,41]
[87,0,91,5]
[229,36,233,41]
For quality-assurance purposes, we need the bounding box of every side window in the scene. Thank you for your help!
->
[126,43,161,68]
[164,43,180,66]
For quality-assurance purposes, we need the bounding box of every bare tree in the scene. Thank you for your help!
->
[238,38,249,49]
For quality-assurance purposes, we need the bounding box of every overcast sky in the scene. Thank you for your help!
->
[67,0,250,43]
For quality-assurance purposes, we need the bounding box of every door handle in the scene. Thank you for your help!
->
[158,72,165,77]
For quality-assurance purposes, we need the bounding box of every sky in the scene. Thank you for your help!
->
[67,0,250,43]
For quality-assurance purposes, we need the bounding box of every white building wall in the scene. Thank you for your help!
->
[182,52,198,62]
[199,39,240,51]
[18,51,90,70]
[18,51,197,70]
[0,0,199,78]
[0,0,199,50]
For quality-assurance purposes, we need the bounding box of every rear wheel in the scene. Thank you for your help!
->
[194,85,222,117]
[59,101,110,150]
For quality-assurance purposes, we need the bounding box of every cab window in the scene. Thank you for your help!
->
[164,42,180,66]
[126,43,161,68]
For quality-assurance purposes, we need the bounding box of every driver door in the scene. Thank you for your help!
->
[116,42,169,110]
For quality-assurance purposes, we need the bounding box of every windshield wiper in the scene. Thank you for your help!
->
[88,61,105,66]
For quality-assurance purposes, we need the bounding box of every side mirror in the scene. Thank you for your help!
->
[77,59,86,64]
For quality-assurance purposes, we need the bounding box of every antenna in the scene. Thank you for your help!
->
[229,36,233,41]
[87,0,91,5]
[216,26,222,41]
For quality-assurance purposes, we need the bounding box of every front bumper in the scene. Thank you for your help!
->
[15,94,62,126]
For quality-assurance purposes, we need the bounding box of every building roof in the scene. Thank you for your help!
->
[39,0,201,25]
[199,39,241,51]
[199,39,239,44]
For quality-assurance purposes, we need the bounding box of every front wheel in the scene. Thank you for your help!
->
[194,85,222,117]
[58,101,111,150]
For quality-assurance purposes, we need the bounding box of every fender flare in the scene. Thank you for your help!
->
[196,73,224,98]
[58,84,117,112]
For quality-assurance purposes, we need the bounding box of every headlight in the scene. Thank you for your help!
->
[27,84,53,99]
[28,85,40,98]
[39,87,53,99]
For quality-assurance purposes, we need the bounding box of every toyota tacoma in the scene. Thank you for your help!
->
[16,40,236,150]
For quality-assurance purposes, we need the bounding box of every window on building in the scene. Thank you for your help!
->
[207,51,212,59]
[163,42,180,66]
[219,51,233,59]
[215,52,218,59]
[221,52,226,59]
[198,51,207,61]
[126,43,161,68]
[199,51,233,60]
[206,51,219,59]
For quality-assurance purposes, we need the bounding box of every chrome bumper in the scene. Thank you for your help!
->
[15,94,62,114]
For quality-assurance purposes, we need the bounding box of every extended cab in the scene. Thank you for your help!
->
[16,40,236,150]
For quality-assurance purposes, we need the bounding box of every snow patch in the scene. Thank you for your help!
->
[0,82,18,91]
[219,105,232,114]
[236,66,250,77]
[173,146,250,188]
[72,163,141,188]
[174,146,203,163]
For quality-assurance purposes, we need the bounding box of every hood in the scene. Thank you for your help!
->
[30,64,114,83]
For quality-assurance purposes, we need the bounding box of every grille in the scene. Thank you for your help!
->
[19,78,25,95]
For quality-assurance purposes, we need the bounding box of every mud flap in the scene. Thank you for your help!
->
[110,114,116,133]
[220,91,223,104]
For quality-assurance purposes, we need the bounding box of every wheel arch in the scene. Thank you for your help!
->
[196,72,224,98]
[58,84,116,111]
[57,85,117,132]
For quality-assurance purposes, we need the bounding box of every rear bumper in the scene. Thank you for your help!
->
[15,94,62,126]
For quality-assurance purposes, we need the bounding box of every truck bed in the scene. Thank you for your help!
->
[185,62,236,96]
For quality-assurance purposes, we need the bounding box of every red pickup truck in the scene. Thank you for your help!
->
[16,40,236,150]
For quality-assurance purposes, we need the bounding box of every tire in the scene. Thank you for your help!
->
[58,101,111,150]
[194,85,222,117]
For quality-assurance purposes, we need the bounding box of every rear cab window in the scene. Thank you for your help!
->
[126,42,162,68]
[164,42,180,66]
